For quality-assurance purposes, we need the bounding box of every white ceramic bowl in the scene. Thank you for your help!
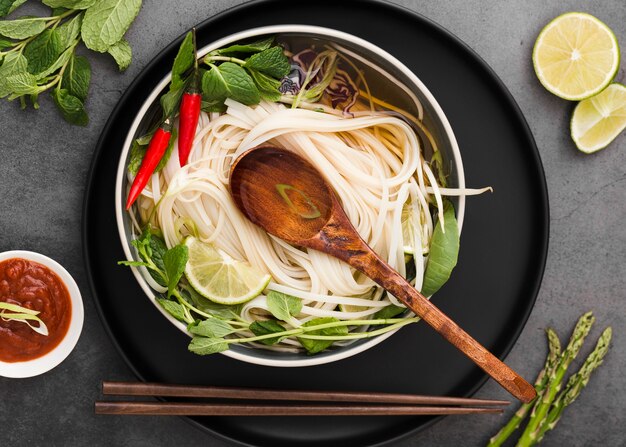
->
[0,251,84,378]
[115,25,465,367]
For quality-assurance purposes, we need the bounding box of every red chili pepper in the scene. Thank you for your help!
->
[178,28,201,167]
[125,119,172,210]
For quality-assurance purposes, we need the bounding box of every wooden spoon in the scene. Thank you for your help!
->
[229,145,536,403]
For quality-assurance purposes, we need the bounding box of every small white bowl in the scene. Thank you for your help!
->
[0,251,84,378]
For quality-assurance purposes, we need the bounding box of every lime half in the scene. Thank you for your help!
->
[571,83,626,153]
[184,237,271,305]
[533,12,619,101]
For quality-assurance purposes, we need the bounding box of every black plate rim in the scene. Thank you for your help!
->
[82,0,550,445]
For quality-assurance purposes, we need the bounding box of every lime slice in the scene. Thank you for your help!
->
[184,237,271,305]
[402,200,420,255]
[571,83,626,153]
[532,12,619,101]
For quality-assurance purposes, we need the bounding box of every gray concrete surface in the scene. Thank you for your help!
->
[1,0,624,446]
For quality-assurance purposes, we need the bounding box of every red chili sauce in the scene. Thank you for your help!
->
[0,258,72,363]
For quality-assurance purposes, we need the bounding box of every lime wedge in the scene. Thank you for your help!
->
[571,83,626,153]
[533,12,619,101]
[184,237,271,305]
[402,200,420,255]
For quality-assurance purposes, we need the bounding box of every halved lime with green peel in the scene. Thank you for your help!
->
[533,12,619,101]
[571,83,626,153]
[184,237,271,305]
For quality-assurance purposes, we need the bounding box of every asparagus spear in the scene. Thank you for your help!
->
[487,329,561,447]
[516,312,595,447]
[534,326,612,442]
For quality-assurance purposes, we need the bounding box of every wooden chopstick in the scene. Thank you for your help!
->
[102,381,509,407]
[95,401,504,416]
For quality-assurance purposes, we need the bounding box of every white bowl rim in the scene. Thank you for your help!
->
[115,24,466,367]
[0,250,84,378]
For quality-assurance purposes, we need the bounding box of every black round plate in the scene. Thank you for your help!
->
[83,1,549,445]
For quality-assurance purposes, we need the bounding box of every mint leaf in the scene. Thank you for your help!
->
[81,0,141,52]
[128,138,147,175]
[0,37,13,49]
[373,304,406,320]
[52,88,88,126]
[182,287,243,320]
[0,0,27,18]
[23,28,63,75]
[118,260,149,267]
[43,0,97,8]
[55,13,82,49]
[0,52,27,98]
[156,297,187,322]
[188,318,236,338]
[160,84,184,117]
[266,291,302,322]
[4,72,39,95]
[421,201,459,296]
[216,36,274,55]
[171,31,194,91]
[297,317,348,354]
[250,320,286,345]
[34,46,73,81]
[0,17,47,39]
[201,98,226,113]
[188,337,229,355]
[248,68,281,101]
[202,62,260,105]
[107,38,131,71]
[61,54,90,100]
[244,46,290,78]
[162,243,188,297]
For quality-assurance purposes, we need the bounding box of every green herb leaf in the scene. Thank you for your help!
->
[247,68,281,101]
[171,30,194,91]
[34,44,72,81]
[81,0,141,52]
[4,71,39,95]
[162,243,188,297]
[0,36,14,48]
[188,318,236,338]
[55,13,82,49]
[160,84,184,117]
[250,320,286,345]
[266,290,302,322]
[188,336,229,355]
[297,317,348,354]
[61,53,90,100]
[201,98,226,113]
[216,36,274,55]
[118,260,149,267]
[373,304,407,320]
[52,88,88,125]
[0,0,27,18]
[43,0,97,9]
[202,62,260,105]
[128,138,147,175]
[244,46,290,78]
[0,52,27,97]
[183,287,243,320]
[156,297,187,322]
[421,201,459,297]
[155,126,176,172]
[107,37,131,71]
[0,16,48,39]
[23,28,64,75]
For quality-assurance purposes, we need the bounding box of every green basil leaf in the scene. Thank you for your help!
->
[61,53,90,100]
[43,0,97,9]
[0,52,27,97]
[160,84,184,117]
[247,68,281,101]
[250,320,286,345]
[52,88,88,126]
[216,36,274,55]
[297,317,348,355]
[373,304,407,320]
[0,16,47,39]
[81,0,141,52]
[171,31,194,91]
[155,126,176,172]
[128,138,147,175]
[188,318,236,338]
[4,71,39,95]
[202,62,260,105]
[156,297,187,322]
[0,0,27,17]
[55,13,82,49]
[244,46,290,78]
[107,37,131,71]
[188,336,229,355]
[421,201,460,296]
[162,243,188,297]
[266,290,302,322]
[23,28,64,74]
